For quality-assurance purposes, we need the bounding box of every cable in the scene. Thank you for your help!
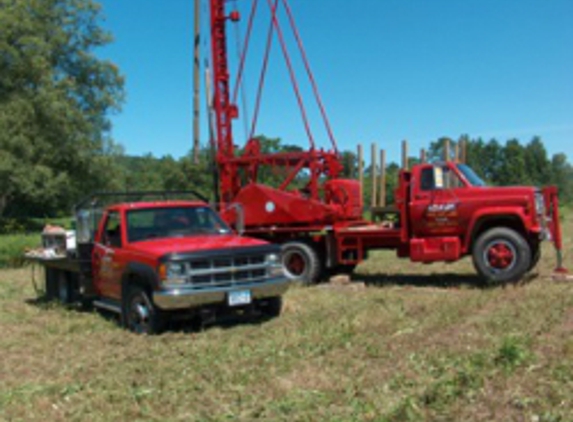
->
[249,0,277,140]
[281,0,338,152]
[264,0,315,149]
[231,0,259,144]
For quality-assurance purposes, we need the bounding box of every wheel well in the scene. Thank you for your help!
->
[122,273,151,299]
[470,216,527,252]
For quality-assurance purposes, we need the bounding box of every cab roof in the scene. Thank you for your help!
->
[107,200,209,212]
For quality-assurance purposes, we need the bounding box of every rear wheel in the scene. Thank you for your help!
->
[56,271,73,304]
[124,286,165,335]
[45,268,58,300]
[281,241,321,285]
[472,228,531,284]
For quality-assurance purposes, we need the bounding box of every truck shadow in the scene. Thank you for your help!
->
[25,295,279,334]
[168,311,277,334]
[349,272,538,289]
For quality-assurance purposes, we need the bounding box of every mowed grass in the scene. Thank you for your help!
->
[1,218,573,421]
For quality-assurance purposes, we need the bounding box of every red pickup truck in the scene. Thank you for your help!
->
[34,192,290,334]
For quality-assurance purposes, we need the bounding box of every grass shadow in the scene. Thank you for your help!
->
[169,309,276,334]
[24,293,276,335]
[25,295,95,313]
[350,272,538,289]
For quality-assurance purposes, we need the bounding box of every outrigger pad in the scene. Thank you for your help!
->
[552,273,573,282]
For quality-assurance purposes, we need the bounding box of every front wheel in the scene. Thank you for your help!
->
[472,228,531,284]
[124,286,165,335]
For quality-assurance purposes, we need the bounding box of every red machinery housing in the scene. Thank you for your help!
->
[209,0,362,229]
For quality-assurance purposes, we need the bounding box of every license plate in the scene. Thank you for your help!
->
[228,290,251,307]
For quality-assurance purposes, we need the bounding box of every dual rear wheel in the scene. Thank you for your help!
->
[281,241,356,285]
[45,268,74,304]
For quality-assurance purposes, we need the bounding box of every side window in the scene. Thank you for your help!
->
[102,212,122,248]
[420,166,464,191]
[420,168,435,191]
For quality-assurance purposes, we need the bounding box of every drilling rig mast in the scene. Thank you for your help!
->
[207,0,362,233]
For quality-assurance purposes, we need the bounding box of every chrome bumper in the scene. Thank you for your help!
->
[153,277,291,310]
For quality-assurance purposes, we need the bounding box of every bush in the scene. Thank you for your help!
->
[0,217,73,235]
[0,234,41,268]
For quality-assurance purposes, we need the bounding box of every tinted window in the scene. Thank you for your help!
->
[420,168,435,191]
[126,206,232,242]
[420,166,464,191]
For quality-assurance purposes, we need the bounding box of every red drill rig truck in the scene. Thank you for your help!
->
[203,0,566,285]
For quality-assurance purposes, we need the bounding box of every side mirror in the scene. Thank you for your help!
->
[224,203,245,236]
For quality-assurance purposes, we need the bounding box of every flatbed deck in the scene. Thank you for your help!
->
[24,252,81,273]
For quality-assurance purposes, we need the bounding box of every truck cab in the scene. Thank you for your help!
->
[401,162,560,283]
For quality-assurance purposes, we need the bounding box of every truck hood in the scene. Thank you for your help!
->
[125,235,269,258]
[471,186,537,196]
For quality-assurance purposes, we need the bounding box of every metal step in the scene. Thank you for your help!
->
[93,299,122,314]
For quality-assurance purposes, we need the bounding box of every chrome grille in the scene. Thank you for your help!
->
[185,253,269,288]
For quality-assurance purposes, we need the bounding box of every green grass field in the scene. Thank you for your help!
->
[1,218,572,421]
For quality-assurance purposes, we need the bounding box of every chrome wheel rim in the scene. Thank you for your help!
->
[129,295,151,333]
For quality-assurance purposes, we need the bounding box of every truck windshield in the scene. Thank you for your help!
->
[126,206,232,242]
[456,164,487,187]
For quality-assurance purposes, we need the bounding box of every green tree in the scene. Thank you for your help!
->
[0,0,124,217]
[524,137,550,186]
[497,139,527,185]
[549,153,573,203]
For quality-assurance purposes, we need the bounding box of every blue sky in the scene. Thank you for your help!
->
[98,0,573,165]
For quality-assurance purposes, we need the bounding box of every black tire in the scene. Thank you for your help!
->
[281,241,321,285]
[56,270,73,305]
[472,227,531,284]
[259,296,283,319]
[123,286,165,335]
[45,268,58,300]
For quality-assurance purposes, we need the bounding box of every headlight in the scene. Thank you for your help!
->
[167,262,185,277]
[266,253,280,264]
[159,262,188,285]
[266,253,284,277]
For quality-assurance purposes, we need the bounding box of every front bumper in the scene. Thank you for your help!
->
[153,276,291,310]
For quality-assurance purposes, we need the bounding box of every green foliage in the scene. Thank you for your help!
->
[0,217,72,235]
[0,234,40,268]
[0,0,125,218]
[425,135,573,203]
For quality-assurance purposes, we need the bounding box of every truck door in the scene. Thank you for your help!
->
[410,165,462,237]
[92,211,125,300]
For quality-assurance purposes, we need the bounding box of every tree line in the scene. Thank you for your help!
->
[1,0,571,222]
